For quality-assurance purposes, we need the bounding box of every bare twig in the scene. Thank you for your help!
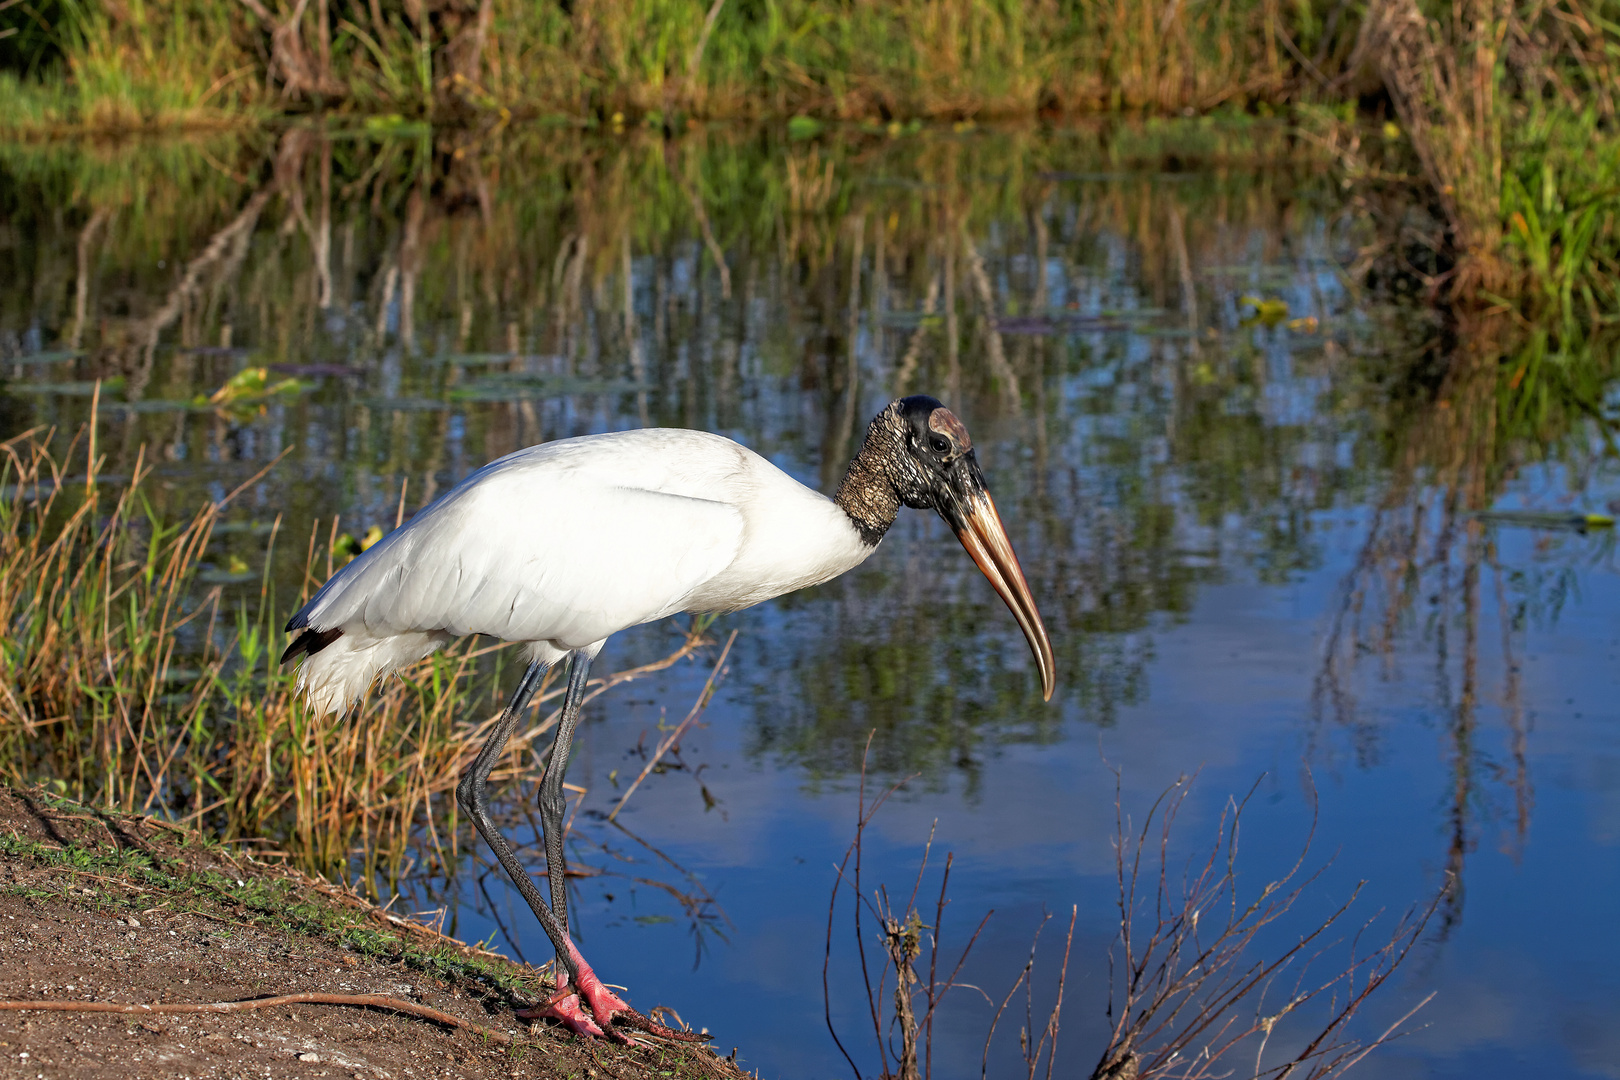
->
[609,630,736,820]
[1088,771,1439,1080]
[0,992,510,1044]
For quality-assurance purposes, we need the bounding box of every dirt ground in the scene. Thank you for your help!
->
[0,787,748,1080]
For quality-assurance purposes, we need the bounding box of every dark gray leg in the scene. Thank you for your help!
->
[455,660,580,984]
[539,651,592,966]
[460,651,700,1044]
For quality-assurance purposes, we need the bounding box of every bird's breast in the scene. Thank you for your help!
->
[682,480,875,612]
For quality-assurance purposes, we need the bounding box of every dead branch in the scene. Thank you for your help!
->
[0,992,509,1044]
[609,629,736,820]
[1088,771,1439,1080]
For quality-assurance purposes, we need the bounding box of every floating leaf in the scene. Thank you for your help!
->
[1475,509,1615,532]
[198,367,310,418]
[1239,296,1290,328]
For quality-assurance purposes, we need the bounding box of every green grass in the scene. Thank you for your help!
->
[5,0,1620,319]
[0,0,1313,130]
[0,422,538,891]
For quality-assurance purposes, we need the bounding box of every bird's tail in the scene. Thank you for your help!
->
[289,629,449,717]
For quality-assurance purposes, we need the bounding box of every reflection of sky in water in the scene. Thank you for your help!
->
[423,482,1620,1079]
[4,130,1617,1077]
[530,512,1611,1077]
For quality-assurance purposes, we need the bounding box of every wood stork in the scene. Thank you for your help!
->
[281,394,1055,1043]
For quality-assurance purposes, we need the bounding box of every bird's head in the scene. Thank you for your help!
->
[867,395,1057,701]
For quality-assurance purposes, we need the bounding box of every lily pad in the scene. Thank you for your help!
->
[1475,509,1615,532]
[1239,296,1290,329]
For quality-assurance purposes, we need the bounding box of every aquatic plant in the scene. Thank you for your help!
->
[824,752,1436,1079]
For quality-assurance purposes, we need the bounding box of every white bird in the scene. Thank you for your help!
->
[281,394,1055,1043]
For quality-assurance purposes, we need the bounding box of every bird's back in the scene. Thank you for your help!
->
[285,428,863,714]
[297,429,753,640]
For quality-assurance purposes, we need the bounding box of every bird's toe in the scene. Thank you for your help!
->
[611,1006,709,1043]
[517,990,614,1041]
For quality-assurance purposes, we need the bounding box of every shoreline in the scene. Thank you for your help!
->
[0,785,746,1079]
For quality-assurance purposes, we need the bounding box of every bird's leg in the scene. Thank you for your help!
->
[517,651,705,1044]
[538,652,590,941]
[454,661,611,1041]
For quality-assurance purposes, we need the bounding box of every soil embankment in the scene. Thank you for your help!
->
[0,787,744,1079]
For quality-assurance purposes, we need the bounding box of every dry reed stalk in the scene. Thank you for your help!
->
[1090,771,1438,1080]
[608,629,736,821]
[1354,0,1513,292]
[823,739,1003,1080]
[0,427,724,892]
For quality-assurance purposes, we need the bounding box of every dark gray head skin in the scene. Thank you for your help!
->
[834,395,984,544]
[835,396,1056,700]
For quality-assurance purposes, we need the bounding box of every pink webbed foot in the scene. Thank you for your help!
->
[515,990,610,1040]
[521,941,708,1044]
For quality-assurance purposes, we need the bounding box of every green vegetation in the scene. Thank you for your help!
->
[0,420,507,888]
[1,0,1302,128]
[2,0,1618,317]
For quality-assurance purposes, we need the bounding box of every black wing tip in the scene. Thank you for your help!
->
[281,626,342,666]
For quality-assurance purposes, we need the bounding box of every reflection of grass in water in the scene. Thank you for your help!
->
[0,122,1363,789]
[0,424,713,902]
[4,0,1620,325]
[1313,315,1619,936]
[12,122,1594,791]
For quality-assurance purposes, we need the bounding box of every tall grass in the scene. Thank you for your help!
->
[0,415,704,893]
[0,0,1312,130]
[6,0,1620,321]
[1332,0,1620,307]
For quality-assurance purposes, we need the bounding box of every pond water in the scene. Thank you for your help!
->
[3,121,1618,1079]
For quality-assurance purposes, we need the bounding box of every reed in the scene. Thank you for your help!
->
[0,416,706,893]
[0,0,1310,131]
[7,1,1620,321]
[825,751,1435,1080]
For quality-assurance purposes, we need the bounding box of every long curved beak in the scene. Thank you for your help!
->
[944,484,1056,701]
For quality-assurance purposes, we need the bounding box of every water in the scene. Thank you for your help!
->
[2,121,1617,1078]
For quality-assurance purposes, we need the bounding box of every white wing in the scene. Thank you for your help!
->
[293,431,748,650]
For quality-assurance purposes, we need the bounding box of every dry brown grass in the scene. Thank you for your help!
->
[0,417,712,892]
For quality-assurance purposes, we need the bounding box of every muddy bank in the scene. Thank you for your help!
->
[0,787,746,1080]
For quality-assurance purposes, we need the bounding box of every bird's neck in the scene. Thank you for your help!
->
[833,425,903,547]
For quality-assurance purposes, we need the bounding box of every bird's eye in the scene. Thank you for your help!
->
[928,435,950,454]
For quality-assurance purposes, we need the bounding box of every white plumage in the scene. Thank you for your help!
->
[290,427,872,716]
